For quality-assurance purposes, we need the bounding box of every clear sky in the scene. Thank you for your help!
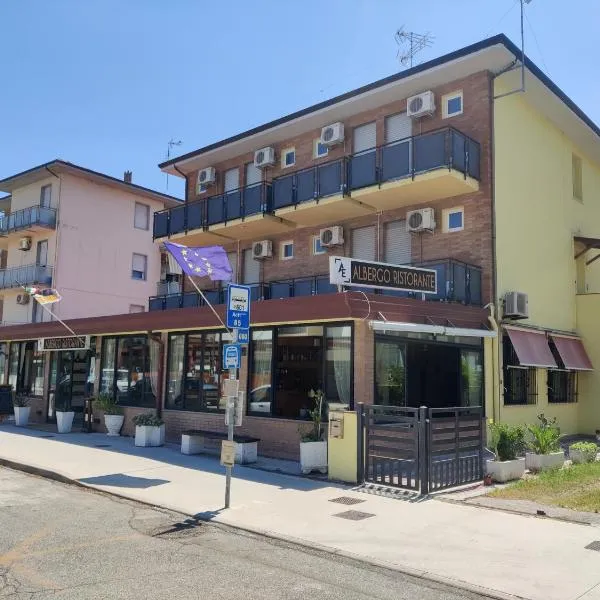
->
[1,0,598,199]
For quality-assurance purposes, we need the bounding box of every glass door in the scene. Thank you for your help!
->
[375,338,406,406]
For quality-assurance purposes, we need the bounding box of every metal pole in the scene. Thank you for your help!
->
[224,327,239,509]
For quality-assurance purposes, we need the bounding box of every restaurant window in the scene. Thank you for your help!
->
[100,335,155,407]
[7,341,44,396]
[248,330,273,415]
[503,337,537,405]
[0,342,7,385]
[324,326,352,411]
[461,350,483,406]
[165,331,232,412]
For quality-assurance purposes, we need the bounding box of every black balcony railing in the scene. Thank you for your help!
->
[0,264,53,290]
[153,127,481,240]
[0,206,57,235]
[153,183,272,239]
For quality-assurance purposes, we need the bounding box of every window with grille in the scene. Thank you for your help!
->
[548,370,577,404]
[503,337,537,405]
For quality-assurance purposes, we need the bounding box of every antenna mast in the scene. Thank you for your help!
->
[166,139,182,190]
[395,28,434,69]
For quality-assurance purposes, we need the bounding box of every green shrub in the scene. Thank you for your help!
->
[527,414,561,455]
[132,413,164,427]
[569,441,598,463]
[94,393,123,416]
[13,395,30,407]
[489,421,526,461]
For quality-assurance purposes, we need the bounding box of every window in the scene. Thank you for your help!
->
[548,370,577,404]
[242,248,260,284]
[40,184,52,208]
[351,225,376,261]
[224,168,240,193]
[0,343,7,385]
[197,183,208,195]
[36,240,48,267]
[312,235,325,255]
[442,91,463,118]
[443,207,464,232]
[503,337,537,405]
[281,148,296,169]
[32,299,43,323]
[384,220,411,264]
[313,139,329,159]
[134,202,150,230]
[129,304,145,313]
[248,330,273,416]
[280,241,294,260]
[100,335,155,407]
[572,153,583,201]
[132,253,147,280]
[165,331,232,412]
[7,341,44,396]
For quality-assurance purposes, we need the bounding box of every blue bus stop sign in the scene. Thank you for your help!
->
[227,284,251,330]
[223,344,241,370]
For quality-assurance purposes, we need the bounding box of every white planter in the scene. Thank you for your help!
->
[104,414,125,436]
[300,440,328,475]
[525,451,565,472]
[13,406,30,427]
[135,424,165,447]
[485,457,525,483]
[569,446,598,464]
[56,411,75,434]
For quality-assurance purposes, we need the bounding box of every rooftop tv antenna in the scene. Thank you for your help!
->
[166,139,182,190]
[395,28,434,69]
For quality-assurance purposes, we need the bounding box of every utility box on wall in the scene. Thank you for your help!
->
[327,411,358,483]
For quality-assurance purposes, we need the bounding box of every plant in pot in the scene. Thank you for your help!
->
[486,420,527,482]
[133,412,165,447]
[569,441,598,464]
[55,400,75,434]
[13,395,31,427]
[95,393,124,436]
[299,389,327,475]
[525,414,564,471]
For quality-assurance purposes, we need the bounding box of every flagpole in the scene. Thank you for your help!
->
[186,275,231,333]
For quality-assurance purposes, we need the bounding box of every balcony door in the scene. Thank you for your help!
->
[36,240,48,267]
[350,122,377,189]
[382,113,412,180]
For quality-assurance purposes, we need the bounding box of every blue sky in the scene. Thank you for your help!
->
[1,0,598,199]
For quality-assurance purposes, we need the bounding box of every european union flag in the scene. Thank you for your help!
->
[164,242,233,281]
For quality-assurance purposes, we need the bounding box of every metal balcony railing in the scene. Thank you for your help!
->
[0,264,53,290]
[153,127,480,239]
[0,206,57,235]
[156,281,182,296]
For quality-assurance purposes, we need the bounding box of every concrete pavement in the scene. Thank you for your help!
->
[1,424,599,600]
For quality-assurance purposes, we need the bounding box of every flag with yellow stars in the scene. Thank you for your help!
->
[164,241,233,281]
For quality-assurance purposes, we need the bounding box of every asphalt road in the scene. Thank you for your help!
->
[0,467,488,600]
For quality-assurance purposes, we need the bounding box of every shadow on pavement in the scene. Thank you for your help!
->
[78,473,170,488]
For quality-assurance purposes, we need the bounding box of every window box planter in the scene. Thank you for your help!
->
[300,440,327,475]
[485,457,525,483]
[56,410,75,434]
[525,451,564,472]
[14,406,31,427]
[135,424,165,447]
[104,414,125,437]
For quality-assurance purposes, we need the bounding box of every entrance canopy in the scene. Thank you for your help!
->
[369,320,496,338]
[550,334,593,371]
[504,327,557,368]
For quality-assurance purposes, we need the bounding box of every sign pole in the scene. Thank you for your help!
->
[224,327,238,509]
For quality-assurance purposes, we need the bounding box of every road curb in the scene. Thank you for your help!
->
[1,458,528,600]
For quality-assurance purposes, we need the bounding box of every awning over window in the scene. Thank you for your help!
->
[505,327,557,368]
[550,335,593,371]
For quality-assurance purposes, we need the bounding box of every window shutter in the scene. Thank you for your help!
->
[166,252,182,275]
[132,253,146,273]
[224,168,240,192]
[134,203,149,229]
[242,248,260,284]
[245,162,262,186]
[353,122,377,153]
[385,113,412,144]
[351,225,376,261]
[384,220,411,265]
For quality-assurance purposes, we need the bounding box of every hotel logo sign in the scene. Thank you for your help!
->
[38,336,90,352]
[329,256,437,294]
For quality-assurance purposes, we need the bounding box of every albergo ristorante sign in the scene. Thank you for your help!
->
[329,256,437,294]
[38,336,90,352]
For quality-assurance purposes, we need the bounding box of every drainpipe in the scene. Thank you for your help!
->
[148,331,165,418]
[486,303,501,424]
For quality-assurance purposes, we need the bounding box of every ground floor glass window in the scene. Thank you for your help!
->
[7,341,45,396]
[548,370,577,403]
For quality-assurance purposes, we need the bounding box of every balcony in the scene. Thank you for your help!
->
[0,264,53,290]
[153,182,295,244]
[156,281,182,296]
[0,206,57,236]
[349,127,480,210]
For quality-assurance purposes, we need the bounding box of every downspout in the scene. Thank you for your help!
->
[149,331,165,418]
[173,163,188,292]
[51,173,62,322]
[486,303,501,424]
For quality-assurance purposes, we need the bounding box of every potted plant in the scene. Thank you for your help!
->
[95,393,124,436]
[13,395,31,427]
[133,412,165,447]
[525,414,564,471]
[299,389,327,475]
[486,420,526,482]
[56,403,75,434]
[569,441,598,464]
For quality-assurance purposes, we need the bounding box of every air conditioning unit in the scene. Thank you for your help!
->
[407,91,436,118]
[252,240,272,259]
[197,167,216,188]
[504,291,529,320]
[320,122,345,147]
[254,147,276,168]
[16,293,30,305]
[319,226,344,247]
[407,208,436,232]
[19,237,32,251]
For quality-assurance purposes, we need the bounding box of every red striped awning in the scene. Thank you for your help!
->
[550,335,593,371]
[505,327,557,368]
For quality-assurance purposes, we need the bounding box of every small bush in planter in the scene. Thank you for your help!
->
[132,413,164,427]
[488,421,526,461]
[94,393,123,415]
[569,441,598,464]
[299,389,325,442]
[527,414,561,455]
[13,395,30,408]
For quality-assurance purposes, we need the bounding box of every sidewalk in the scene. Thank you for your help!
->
[1,425,599,600]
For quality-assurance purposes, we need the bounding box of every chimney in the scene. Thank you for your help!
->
[124,170,133,183]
